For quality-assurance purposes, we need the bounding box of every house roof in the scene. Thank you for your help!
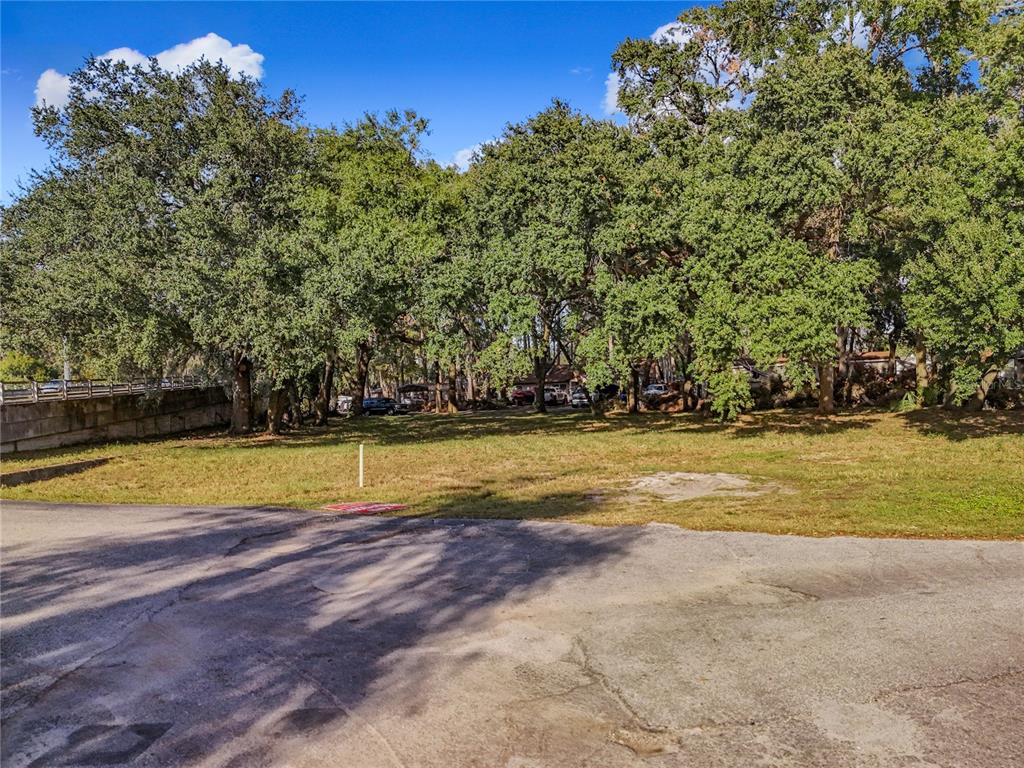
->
[850,350,894,361]
[513,364,577,385]
[757,351,905,368]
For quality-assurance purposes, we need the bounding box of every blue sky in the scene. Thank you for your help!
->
[1,1,694,201]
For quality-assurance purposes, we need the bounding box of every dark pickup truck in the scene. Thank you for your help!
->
[361,397,409,416]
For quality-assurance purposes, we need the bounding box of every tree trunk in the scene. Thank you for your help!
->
[534,357,547,414]
[642,358,654,390]
[432,361,443,412]
[283,381,301,427]
[817,363,835,414]
[837,328,855,404]
[968,365,1001,411]
[231,352,253,434]
[314,359,334,426]
[836,328,850,379]
[447,362,459,414]
[267,387,287,434]
[914,335,929,405]
[466,358,476,403]
[61,336,72,381]
[351,343,371,417]
[627,368,641,413]
[682,379,696,412]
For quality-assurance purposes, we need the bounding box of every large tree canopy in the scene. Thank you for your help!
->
[5,57,309,432]
[3,0,1021,425]
[298,112,444,416]
[606,0,1023,416]
[466,102,638,411]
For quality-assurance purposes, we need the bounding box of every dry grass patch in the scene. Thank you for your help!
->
[2,408,1022,539]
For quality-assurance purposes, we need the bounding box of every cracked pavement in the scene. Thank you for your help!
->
[1,501,1022,767]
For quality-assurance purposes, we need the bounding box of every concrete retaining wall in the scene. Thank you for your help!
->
[1,387,231,454]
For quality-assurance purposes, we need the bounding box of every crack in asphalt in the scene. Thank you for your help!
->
[874,667,1024,700]
[223,519,435,558]
[570,636,667,736]
[3,522,307,726]
[750,581,822,602]
[530,637,805,759]
[222,525,306,557]
[3,515,437,761]
[253,644,409,768]
[1,576,199,727]
[0,600,158,721]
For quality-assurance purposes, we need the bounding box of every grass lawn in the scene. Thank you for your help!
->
[2,408,1022,539]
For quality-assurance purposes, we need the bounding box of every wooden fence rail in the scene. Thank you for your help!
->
[0,376,210,405]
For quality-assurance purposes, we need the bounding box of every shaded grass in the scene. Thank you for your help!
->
[3,408,1022,538]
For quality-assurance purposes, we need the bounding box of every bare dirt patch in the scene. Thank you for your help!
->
[625,471,789,502]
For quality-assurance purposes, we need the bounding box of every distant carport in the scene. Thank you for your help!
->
[398,383,430,408]
[398,383,429,394]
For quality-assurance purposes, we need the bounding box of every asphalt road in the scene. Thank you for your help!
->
[2,501,1022,767]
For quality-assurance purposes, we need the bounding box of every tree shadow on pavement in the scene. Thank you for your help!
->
[0,500,642,767]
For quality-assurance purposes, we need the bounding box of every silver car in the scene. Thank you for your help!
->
[642,383,669,398]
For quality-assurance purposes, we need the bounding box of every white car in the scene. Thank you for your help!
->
[570,388,590,408]
[543,386,568,406]
[643,383,669,398]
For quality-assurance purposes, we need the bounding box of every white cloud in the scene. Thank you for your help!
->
[154,33,263,78]
[34,33,264,109]
[651,21,688,45]
[647,20,759,113]
[603,72,621,115]
[452,143,482,171]
[827,11,871,50]
[100,47,149,69]
[34,68,72,108]
[601,21,731,119]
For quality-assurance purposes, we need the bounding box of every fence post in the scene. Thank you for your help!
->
[88,380,93,398]
[61,380,68,400]
[31,381,38,403]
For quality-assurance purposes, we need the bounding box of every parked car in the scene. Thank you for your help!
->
[361,397,408,416]
[570,388,590,408]
[643,383,670,398]
[544,386,568,406]
[509,385,535,406]
[39,380,65,394]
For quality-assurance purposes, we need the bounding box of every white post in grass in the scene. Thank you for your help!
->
[359,443,365,488]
